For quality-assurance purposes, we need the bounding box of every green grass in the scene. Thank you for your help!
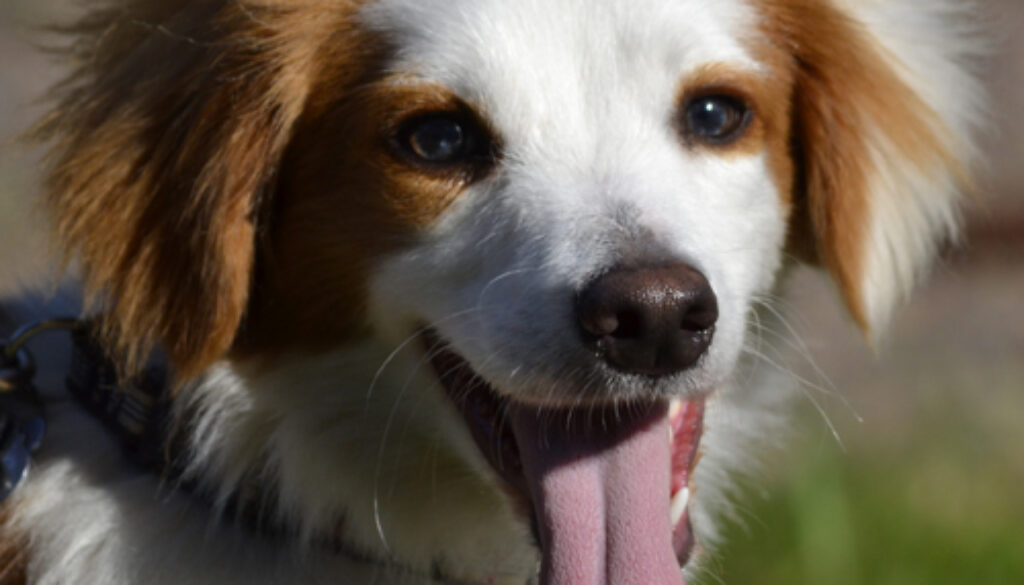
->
[694,398,1024,585]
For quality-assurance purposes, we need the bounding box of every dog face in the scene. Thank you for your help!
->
[39,0,979,583]
[312,0,792,403]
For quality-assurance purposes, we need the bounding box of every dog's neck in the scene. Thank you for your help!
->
[7,333,542,584]
[172,344,541,582]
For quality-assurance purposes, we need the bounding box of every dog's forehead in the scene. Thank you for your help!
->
[361,0,760,133]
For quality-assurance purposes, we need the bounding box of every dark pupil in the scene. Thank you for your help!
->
[409,118,465,162]
[687,97,741,139]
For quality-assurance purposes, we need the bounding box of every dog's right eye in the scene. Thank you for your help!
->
[395,114,490,169]
[407,117,466,162]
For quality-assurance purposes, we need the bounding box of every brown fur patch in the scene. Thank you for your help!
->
[754,0,958,329]
[238,78,493,355]
[40,0,488,369]
[38,1,373,378]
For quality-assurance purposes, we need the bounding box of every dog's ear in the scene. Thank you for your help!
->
[39,3,324,377]
[770,1,982,336]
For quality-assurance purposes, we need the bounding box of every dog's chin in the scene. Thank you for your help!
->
[422,329,704,583]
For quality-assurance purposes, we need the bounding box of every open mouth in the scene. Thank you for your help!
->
[424,330,704,585]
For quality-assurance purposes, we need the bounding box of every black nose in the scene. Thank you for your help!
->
[576,262,718,378]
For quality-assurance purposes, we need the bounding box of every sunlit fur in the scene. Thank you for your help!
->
[2,0,981,583]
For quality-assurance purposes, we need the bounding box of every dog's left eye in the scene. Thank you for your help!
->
[682,95,751,145]
[407,117,466,162]
[397,114,489,167]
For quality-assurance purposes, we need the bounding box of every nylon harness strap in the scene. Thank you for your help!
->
[1,322,270,534]
[66,326,290,538]
[67,327,173,472]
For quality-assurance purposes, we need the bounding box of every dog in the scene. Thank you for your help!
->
[0,0,982,584]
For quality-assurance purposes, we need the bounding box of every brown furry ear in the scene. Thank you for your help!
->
[37,2,323,378]
[762,0,980,335]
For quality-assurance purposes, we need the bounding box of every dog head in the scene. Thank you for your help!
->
[41,0,980,582]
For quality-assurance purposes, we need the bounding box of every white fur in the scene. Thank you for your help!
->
[833,0,987,333]
[366,0,785,406]
[7,1,981,583]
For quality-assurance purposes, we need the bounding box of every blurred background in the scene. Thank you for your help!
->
[1,1,1021,584]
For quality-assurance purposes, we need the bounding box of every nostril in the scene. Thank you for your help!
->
[579,306,644,340]
[679,293,718,332]
[581,312,619,338]
[611,309,643,339]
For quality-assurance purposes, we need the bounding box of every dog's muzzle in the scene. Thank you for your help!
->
[424,260,716,585]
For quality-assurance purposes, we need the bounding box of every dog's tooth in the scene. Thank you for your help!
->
[670,487,690,525]
[669,399,683,420]
[669,399,682,443]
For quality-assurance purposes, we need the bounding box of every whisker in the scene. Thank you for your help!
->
[370,338,456,552]
[740,344,847,452]
[753,296,838,392]
[364,308,480,407]
[476,267,541,310]
[752,296,863,423]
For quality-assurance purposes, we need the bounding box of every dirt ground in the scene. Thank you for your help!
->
[1,1,1022,583]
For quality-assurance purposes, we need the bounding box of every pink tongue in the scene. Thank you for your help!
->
[509,403,684,585]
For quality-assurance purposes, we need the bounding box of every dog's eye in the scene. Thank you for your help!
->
[407,117,466,162]
[682,95,750,145]
[397,114,490,168]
